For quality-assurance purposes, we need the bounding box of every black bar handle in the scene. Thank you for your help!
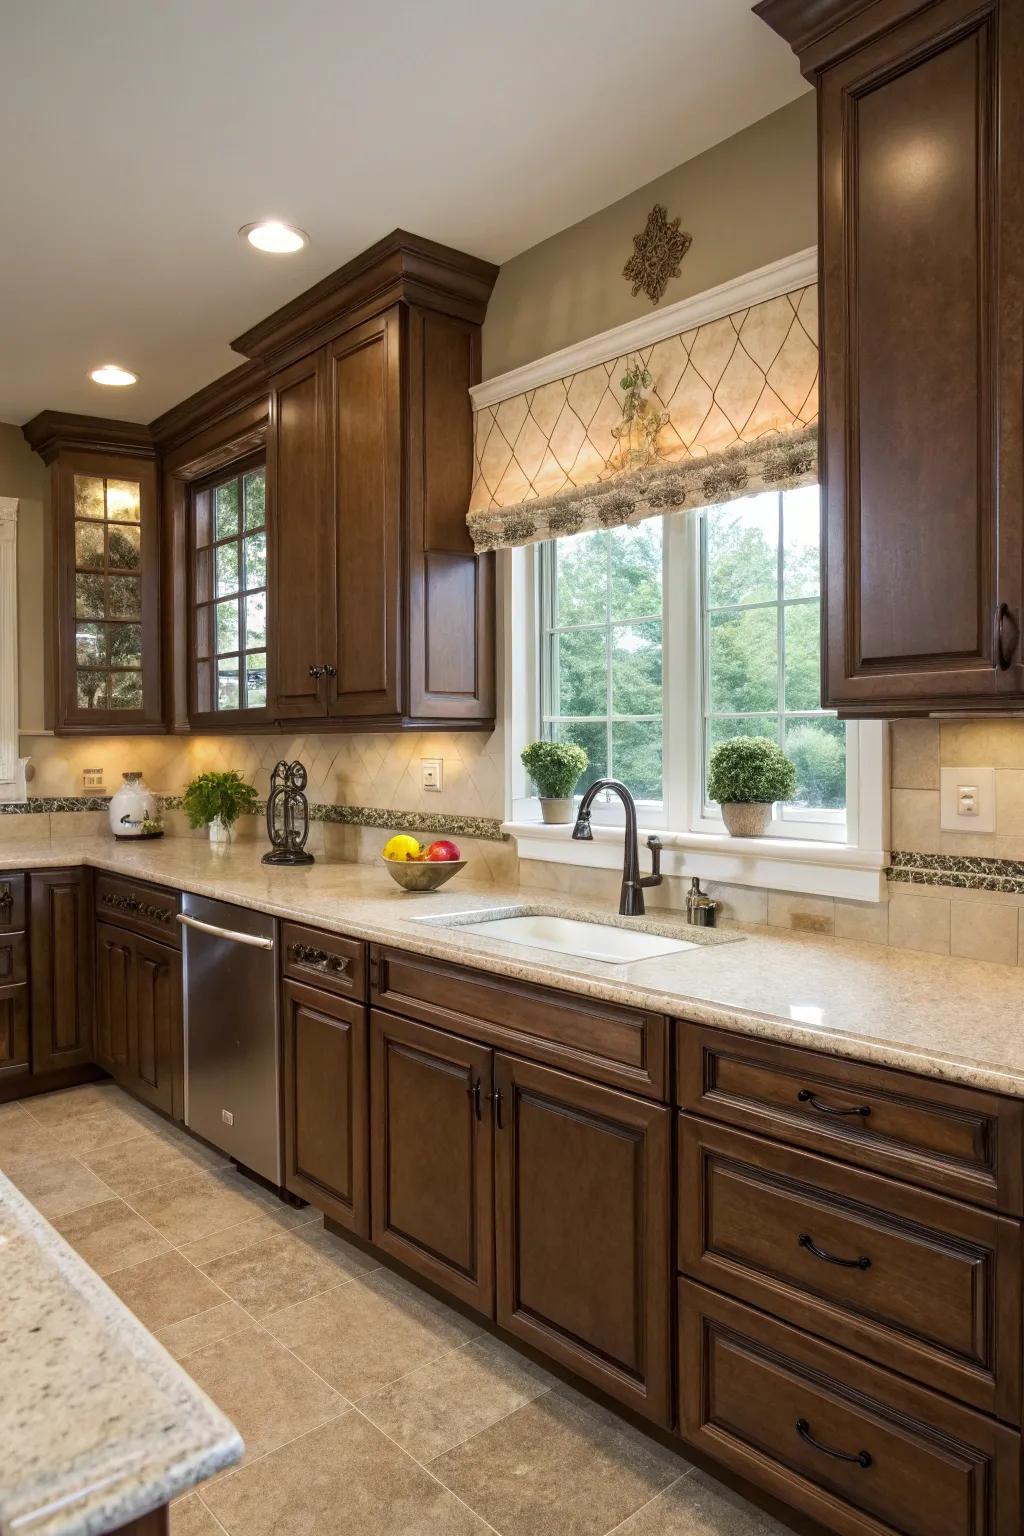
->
[489,1086,503,1129]
[798,1089,870,1118]
[995,602,1019,670]
[468,1079,482,1121]
[799,1233,871,1270]
[796,1418,871,1469]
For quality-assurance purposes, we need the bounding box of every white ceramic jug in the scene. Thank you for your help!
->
[109,772,159,839]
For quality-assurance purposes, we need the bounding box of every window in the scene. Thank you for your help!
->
[536,485,849,840]
[701,486,845,824]
[192,457,267,717]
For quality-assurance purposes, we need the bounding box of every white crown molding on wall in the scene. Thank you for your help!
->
[471,246,818,410]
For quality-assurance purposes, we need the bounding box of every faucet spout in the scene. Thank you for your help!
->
[570,779,662,916]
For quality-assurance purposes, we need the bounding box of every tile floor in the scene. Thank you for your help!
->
[1,1082,789,1536]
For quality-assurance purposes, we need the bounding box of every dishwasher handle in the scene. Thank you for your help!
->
[176,913,275,950]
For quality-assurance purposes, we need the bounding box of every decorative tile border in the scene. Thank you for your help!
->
[0,796,508,844]
[887,850,1024,895]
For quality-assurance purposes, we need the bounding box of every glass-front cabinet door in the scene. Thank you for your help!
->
[56,451,161,731]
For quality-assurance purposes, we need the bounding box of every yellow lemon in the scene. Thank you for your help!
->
[383,834,422,862]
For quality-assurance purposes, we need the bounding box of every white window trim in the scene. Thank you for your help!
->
[502,535,889,903]
[0,497,27,802]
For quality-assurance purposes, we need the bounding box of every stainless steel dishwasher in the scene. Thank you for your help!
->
[178,892,282,1185]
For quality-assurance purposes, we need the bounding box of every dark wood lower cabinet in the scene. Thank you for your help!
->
[30,869,93,1073]
[95,920,180,1117]
[0,984,29,1079]
[680,1280,1021,1536]
[369,1008,494,1315]
[283,980,368,1235]
[494,1052,672,1426]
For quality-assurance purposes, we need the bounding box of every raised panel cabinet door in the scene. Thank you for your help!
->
[95,920,134,1077]
[130,934,181,1118]
[283,980,369,1235]
[819,0,1024,712]
[494,1053,672,1425]
[30,870,94,1073]
[268,349,332,718]
[0,985,29,1078]
[327,309,403,719]
[370,1009,494,1315]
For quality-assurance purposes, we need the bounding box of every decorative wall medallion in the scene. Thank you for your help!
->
[623,204,692,305]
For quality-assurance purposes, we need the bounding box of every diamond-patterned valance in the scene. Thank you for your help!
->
[468,284,819,551]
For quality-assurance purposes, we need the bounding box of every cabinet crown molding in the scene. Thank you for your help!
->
[230,228,499,368]
[754,0,940,76]
[149,359,268,450]
[21,410,155,465]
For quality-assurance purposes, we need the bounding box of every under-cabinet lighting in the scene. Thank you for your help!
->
[89,364,137,386]
[240,220,308,254]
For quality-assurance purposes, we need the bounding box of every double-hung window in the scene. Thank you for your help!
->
[191,455,268,723]
[536,484,850,841]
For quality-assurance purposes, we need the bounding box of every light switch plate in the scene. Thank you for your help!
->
[940,766,995,833]
[421,757,443,792]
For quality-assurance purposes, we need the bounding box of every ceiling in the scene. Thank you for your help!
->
[0,0,804,426]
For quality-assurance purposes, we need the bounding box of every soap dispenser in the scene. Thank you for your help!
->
[685,877,717,928]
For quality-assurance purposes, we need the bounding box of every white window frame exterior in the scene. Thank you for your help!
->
[0,497,27,803]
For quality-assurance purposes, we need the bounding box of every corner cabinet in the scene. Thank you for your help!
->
[254,232,497,730]
[756,0,1024,717]
[29,869,94,1074]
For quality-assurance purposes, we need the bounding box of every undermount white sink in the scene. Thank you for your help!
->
[452,913,697,964]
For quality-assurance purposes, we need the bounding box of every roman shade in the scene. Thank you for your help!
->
[467,283,818,552]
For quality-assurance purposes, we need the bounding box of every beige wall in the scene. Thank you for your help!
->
[482,93,817,381]
[0,422,47,735]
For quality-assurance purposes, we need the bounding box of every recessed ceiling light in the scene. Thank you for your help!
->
[89,364,137,387]
[240,220,308,254]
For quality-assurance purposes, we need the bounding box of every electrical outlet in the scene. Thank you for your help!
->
[421,757,443,792]
[940,766,995,833]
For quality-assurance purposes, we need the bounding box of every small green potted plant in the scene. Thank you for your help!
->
[521,740,589,824]
[182,770,260,845]
[707,736,796,837]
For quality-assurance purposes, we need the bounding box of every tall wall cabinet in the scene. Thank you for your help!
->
[756,0,1024,716]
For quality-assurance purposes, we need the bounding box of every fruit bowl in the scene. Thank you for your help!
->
[382,857,467,892]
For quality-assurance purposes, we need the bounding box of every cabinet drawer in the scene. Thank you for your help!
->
[95,874,181,945]
[679,1116,1022,1421]
[0,931,27,987]
[371,946,667,1099]
[678,1024,1023,1213]
[0,873,26,933]
[282,923,366,1000]
[679,1281,1021,1536]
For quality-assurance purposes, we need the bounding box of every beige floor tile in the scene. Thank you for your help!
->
[0,1112,60,1161]
[80,1127,228,1199]
[608,1470,789,1535]
[2,1150,114,1218]
[157,1300,256,1362]
[107,1251,228,1331]
[126,1167,280,1244]
[53,1197,172,1276]
[358,1333,555,1461]
[182,1326,349,1464]
[202,1412,489,1536]
[199,1226,370,1319]
[45,1104,168,1156]
[171,1494,228,1536]
[20,1082,125,1128]
[178,1206,321,1266]
[264,1267,480,1400]
[431,1389,683,1536]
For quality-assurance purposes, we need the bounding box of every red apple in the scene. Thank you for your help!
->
[425,839,461,862]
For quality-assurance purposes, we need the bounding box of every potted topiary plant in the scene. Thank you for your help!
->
[182,770,260,845]
[707,736,796,837]
[521,740,589,824]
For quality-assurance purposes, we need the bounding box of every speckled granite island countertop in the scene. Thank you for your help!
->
[4,833,1024,1098]
[0,1169,242,1536]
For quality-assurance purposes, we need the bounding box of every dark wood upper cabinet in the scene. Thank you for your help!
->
[756,0,1024,716]
[21,416,162,734]
[30,869,94,1074]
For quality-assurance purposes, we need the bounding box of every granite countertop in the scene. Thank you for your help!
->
[0,1170,242,1536]
[4,833,1024,1098]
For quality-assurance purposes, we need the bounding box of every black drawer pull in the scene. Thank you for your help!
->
[798,1089,870,1118]
[796,1418,872,1468]
[799,1233,871,1270]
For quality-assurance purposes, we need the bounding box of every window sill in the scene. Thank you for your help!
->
[503,820,888,902]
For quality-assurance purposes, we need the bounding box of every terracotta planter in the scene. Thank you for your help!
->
[539,797,574,824]
[720,801,772,838]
